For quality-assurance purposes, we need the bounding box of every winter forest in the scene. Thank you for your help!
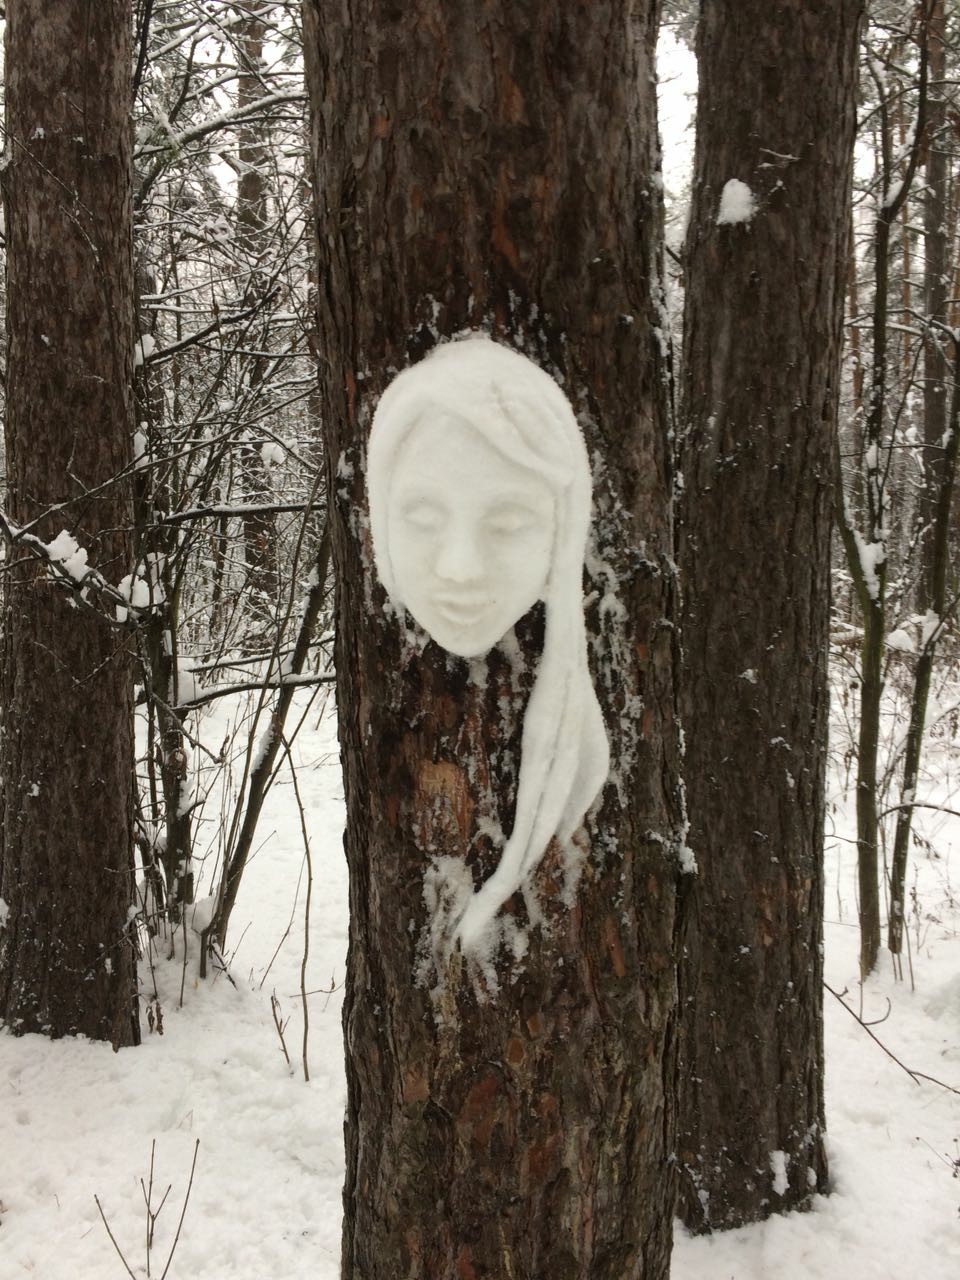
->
[0,0,958,1277]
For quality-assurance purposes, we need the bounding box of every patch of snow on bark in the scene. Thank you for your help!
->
[716,178,756,225]
[853,530,885,600]
[770,1148,789,1196]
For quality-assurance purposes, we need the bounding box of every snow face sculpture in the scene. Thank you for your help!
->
[368,336,610,957]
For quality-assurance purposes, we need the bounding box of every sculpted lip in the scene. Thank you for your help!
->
[434,594,491,625]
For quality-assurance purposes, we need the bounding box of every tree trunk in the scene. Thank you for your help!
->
[677,0,863,1230]
[303,3,685,1276]
[133,258,194,921]
[889,336,960,955]
[841,12,929,979]
[0,0,139,1047]
[920,0,948,611]
[235,3,279,622]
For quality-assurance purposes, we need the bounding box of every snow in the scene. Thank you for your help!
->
[0,684,959,1278]
[134,333,156,368]
[367,337,609,963]
[921,610,941,649]
[677,842,698,874]
[133,428,149,468]
[853,529,885,600]
[44,529,89,581]
[769,1149,789,1197]
[115,571,151,623]
[187,894,217,936]
[716,178,757,226]
[176,660,201,707]
[260,440,285,468]
[0,690,347,1279]
[882,177,904,210]
[885,627,916,654]
[0,896,8,928]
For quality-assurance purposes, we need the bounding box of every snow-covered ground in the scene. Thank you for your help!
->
[675,742,960,1280]
[1,678,958,1279]
[0,691,349,1279]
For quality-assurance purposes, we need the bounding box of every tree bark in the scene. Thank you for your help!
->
[303,3,685,1276]
[235,3,279,622]
[920,0,948,611]
[677,0,863,1230]
[0,0,139,1046]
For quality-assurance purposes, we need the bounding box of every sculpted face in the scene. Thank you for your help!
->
[385,416,556,658]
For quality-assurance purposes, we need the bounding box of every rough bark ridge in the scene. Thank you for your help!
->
[0,0,138,1047]
[676,0,863,1230]
[303,3,684,1277]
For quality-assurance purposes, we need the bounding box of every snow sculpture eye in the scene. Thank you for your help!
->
[400,499,446,533]
[367,336,610,962]
[485,502,541,536]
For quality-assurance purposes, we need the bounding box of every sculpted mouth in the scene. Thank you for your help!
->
[435,595,491,626]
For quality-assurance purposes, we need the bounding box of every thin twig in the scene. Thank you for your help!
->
[93,1196,137,1280]
[825,982,960,1096]
[271,992,292,1067]
[160,1139,200,1280]
[279,733,313,1083]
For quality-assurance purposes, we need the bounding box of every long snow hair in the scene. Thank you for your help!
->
[367,335,610,953]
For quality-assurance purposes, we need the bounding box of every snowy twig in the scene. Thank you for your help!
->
[878,801,960,822]
[155,500,312,527]
[0,510,154,626]
[174,671,334,711]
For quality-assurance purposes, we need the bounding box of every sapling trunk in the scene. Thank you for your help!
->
[888,334,960,953]
[835,19,929,976]
[209,524,330,955]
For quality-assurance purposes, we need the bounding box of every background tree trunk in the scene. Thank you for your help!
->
[0,0,138,1047]
[920,0,948,611]
[235,2,279,625]
[676,0,863,1230]
[303,2,685,1276]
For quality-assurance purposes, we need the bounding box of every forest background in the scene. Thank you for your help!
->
[0,2,958,1278]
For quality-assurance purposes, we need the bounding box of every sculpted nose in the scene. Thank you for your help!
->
[434,525,485,583]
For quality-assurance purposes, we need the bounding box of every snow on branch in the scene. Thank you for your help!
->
[134,90,305,162]
[0,511,157,628]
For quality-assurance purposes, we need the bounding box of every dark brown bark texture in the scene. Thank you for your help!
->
[920,0,948,612]
[0,0,138,1046]
[676,0,863,1230]
[236,4,280,617]
[304,3,685,1277]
